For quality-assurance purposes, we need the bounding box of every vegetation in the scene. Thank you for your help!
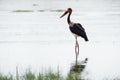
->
[50,9,64,12]
[13,9,64,12]
[13,10,34,12]
[0,67,83,80]
[0,73,13,80]
[0,68,120,80]
[38,10,45,12]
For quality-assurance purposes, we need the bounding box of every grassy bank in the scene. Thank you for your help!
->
[0,68,82,80]
[0,68,120,80]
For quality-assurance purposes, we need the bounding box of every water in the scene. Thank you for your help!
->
[0,0,120,79]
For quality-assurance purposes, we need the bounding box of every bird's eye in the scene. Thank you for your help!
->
[67,8,72,12]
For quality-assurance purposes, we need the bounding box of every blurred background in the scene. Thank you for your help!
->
[0,0,120,79]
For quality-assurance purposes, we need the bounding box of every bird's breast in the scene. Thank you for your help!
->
[69,22,74,27]
[72,33,79,37]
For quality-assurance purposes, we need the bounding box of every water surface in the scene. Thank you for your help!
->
[0,0,120,79]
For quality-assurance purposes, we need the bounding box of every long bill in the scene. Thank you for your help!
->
[60,11,68,18]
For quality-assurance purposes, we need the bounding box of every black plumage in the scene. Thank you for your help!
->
[69,23,88,41]
[60,8,88,42]
[60,8,88,61]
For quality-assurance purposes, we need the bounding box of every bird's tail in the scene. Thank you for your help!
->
[84,35,89,41]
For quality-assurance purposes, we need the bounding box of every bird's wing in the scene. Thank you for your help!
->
[69,23,88,41]
[74,23,85,31]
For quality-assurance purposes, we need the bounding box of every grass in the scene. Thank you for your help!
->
[0,67,83,80]
[38,10,45,12]
[0,73,13,80]
[0,68,120,80]
[13,9,64,12]
[13,10,34,12]
[22,68,64,80]
[49,9,64,12]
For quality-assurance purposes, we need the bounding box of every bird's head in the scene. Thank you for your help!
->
[60,8,72,18]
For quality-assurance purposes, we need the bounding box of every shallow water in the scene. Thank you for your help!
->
[0,0,120,79]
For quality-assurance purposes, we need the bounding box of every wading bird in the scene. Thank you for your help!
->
[60,8,88,57]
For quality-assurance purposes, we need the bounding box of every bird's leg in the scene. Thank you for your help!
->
[75,36,79,65]
[75,37,79,56]
[77,40,79,56]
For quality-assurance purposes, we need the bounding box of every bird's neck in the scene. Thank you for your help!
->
[67,12,74,27]
[67,12,72,24]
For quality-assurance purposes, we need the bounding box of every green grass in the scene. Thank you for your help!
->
[0,67,82,80]
[13,10,34,12]
[13,9,64,12]
[49,9,65,12]
[0,73,13,80]
[0,68,120,80]
[22,68,64,80]
[38,10,45,12]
